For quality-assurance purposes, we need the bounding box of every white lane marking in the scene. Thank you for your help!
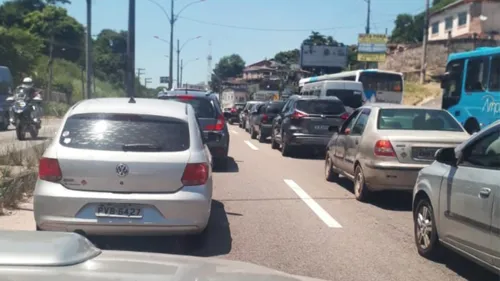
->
[283,179,342,228]
[230,130,239,135]
[244,140,259,150]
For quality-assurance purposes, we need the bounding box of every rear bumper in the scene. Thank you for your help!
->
[363,161,426,191]
[34,180,212,236]
[288,133,331,147]
[259,124,273,137]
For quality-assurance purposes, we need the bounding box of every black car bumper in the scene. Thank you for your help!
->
[288,133,331,147]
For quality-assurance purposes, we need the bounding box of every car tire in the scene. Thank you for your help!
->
[250,126,257,139]
[353,165,371,201]
[228,120,233,125]
[271,133,279,149]
[325,155,339,182]
[281,140,292,157]
[258,131,266,143]
[245,121,249,132]
[213,157,227,170]
[414,197,442,260]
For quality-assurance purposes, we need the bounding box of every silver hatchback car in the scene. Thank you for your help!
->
[34,98,214,241]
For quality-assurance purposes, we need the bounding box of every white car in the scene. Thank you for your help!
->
[34,97,215,248]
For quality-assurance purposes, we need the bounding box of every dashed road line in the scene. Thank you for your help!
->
[283,179,342,228]
[244,140,259,150]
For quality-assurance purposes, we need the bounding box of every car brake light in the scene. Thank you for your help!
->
[205,115,224,131]
[262,114,268,123]
[230,108,237,113]
[291,110,307,119]
[340,112,349,120]
[39,158,62,182]
[374,140,396,157]
[181,163,209,186]
[177,95,194,100]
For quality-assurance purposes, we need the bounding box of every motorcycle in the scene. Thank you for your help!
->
[8,88,42,140]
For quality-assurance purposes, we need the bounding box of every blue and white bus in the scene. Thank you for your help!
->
[441,47,500,134]
[298,69,404,104]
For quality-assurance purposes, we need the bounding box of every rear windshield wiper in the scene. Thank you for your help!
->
[122,143,162,152]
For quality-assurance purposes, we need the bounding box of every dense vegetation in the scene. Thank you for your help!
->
[0,0,155,112]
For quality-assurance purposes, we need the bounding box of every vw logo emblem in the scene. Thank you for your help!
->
[116,163,129,177]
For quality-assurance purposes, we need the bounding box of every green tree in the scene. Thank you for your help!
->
[302,31,341,46]
[209,54,245,93]
[0,0,70,28]
[0,27,43,83]
[274,49,299,65]
[93,29,128,87]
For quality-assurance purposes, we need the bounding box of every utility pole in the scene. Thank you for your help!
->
[176,39,180,88]
[168,0,175,90]
[144,77,152,88]
[180,59,183,87]
[364,0,371,69]
[420,0,430,84]
[136,68,145,81]
[85,0,92,99]
[127,0,136,97]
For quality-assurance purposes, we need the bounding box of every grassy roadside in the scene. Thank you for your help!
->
[403,82,441,106]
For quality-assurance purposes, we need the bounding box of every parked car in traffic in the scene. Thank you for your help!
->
[240,101,264,131]
[159,90,230,168]
[412,120,500,274]
[34,97,216,247]
[226,102,246,125]
[248,100,286,142]
[324,104,470,201]
[271,95,349,156]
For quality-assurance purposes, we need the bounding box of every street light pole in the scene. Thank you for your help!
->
[180,59,183,87]
[176,39,180,88]
[85,0,92,99]
[168,0,174,90]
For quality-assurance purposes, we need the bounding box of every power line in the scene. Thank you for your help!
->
[178,15,395,32]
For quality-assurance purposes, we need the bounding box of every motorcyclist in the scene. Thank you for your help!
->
[10,77,42,128]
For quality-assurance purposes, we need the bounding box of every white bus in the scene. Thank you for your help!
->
[299,69,404,104]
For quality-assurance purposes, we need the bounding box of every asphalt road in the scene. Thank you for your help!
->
[1,122,497,281]
[0,118,61,155]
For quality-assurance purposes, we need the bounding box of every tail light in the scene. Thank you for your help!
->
[39,158,62,182]
[181,163,209,186]
[340,112,349,120]
[230,108,237,113]
[374,140,396,157]
[205,115,225,131]
[291,110,307,119]
[261,114,268,123]
[176,95,194,100]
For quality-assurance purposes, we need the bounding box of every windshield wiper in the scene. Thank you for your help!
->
[122,143,162,152]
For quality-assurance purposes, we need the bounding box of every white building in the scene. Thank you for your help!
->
[428,0,500,41]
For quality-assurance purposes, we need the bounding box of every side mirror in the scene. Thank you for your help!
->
[435,147,457,166]
[440,72,450,89]
[204,132,219,143]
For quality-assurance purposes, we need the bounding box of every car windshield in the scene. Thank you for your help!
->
[325,89,363,108]
[359,72,403,92]
[296,100,345,115]
[59,113,190,152]
[160,96,216,118]
[377,108,464,131]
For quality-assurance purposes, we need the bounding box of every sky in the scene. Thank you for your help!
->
[54,0,424,88]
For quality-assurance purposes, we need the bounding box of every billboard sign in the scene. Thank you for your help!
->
[300,45,348,68]
[357,34,387,62]
[160,76,169,84]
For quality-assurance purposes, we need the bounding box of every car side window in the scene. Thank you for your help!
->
[462,131,500,168]
[281,100,291,113]
[351,109,371,135]
[340,110,362,133]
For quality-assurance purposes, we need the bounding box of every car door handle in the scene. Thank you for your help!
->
[479,188,491,198]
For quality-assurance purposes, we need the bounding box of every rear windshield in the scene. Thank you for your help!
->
[59,113,190,152]
[377,109,463,132]
[326,89,363,108]
[162,97,215,118]
[265,102,285,114]
[359,72,403,92]
[296,100,345,115]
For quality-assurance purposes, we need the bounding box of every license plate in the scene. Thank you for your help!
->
[314,125,329,130]
[412,147,439,160]
[96,203,143,218]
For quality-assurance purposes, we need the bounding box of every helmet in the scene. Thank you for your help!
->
[22,77,33,84]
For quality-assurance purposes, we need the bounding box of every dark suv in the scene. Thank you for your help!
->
[159,90,230,168]
[271,95,348,156]
[248,101,286,142]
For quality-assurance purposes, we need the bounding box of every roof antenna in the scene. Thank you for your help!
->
[128,96,136,103]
